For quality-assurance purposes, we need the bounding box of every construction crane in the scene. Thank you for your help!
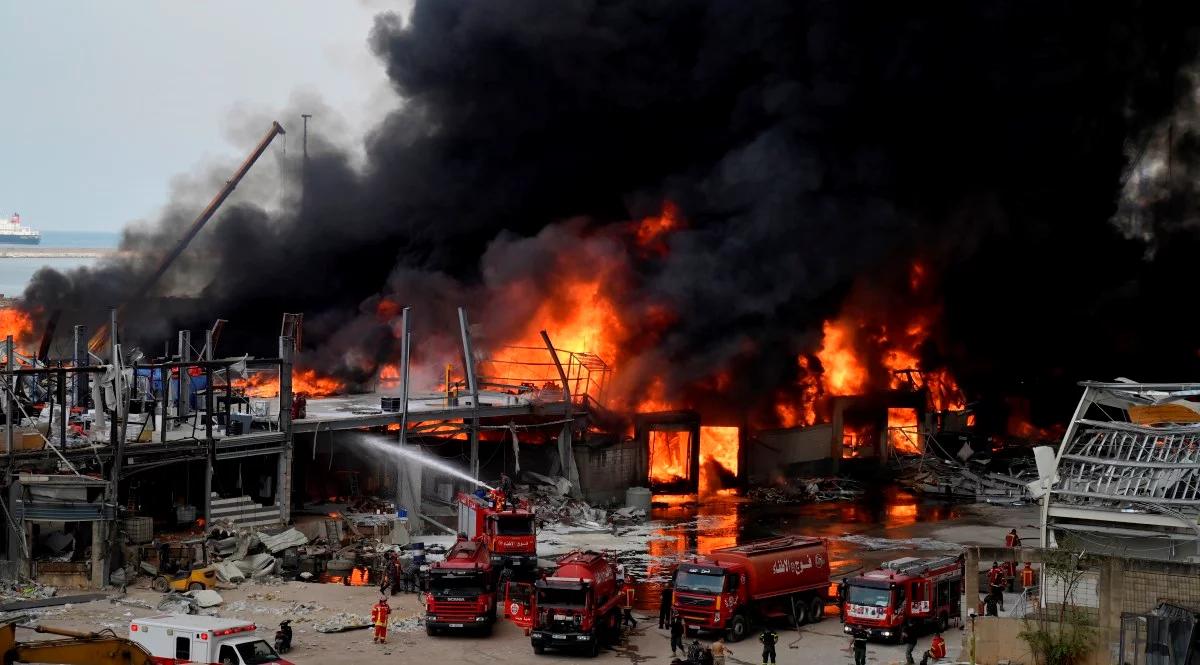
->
[0,621,153,664]
[88,120,286,353]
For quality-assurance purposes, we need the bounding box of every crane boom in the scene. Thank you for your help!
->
[0,623,154,664]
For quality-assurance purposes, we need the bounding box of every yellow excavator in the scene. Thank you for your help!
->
[0,620,153,664]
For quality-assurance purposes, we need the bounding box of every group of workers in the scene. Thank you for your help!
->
[982,528,1036,617]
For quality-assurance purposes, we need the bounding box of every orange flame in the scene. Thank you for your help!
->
[816,319,868,396]
[235,368,344,398]
[887,407,920,454]
[0,308,33,356]
[648,430,691,484]
[698,426,738,494]
[635,201,682,254]
[348,566,370,586]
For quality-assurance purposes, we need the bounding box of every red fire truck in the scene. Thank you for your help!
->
[528,550,624,657]
[128,614,292,664]
[672,536,831,642]
[425,538,497,636]
[840,555,963,641]
[457,492,538,577]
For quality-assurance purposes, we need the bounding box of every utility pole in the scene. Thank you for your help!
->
[301,114,312,159]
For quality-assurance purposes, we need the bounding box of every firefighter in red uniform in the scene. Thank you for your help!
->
[1004,529,1021,590]
[371,597,391,644]
[1021,562,1035,589]
[987,562,1006,611]
[1005,528,1021,548]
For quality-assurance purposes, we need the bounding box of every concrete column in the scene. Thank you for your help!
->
[1099,556,1124,664]
[830,398,845,474]
[73,325,89,408]
[276,337,294,525]
[5,481,22,564]
[177,330,191,420]
[90,520,106,589]
[964,546,979,620]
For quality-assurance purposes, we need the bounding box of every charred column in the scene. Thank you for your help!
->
[277,336,294,524]
[72,325,88,407]
[177,330,191,421]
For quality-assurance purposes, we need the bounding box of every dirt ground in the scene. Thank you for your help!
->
[8,501,1039,663]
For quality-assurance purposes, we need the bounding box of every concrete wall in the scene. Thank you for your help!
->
[574,439,642,505]
[745,424,833,484]
[970,617,1106,665]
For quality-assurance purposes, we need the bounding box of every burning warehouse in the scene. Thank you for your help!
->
[6,2,1200,663]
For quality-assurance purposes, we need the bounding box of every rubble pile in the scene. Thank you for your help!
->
[0,581,56,603]
[747,478,865,504]
[894,443,1038,504]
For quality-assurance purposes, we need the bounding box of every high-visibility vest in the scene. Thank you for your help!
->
[1021,564,1035,587]
[372,605,390,626]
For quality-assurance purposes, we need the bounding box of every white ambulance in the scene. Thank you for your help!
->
[128,614,294,665]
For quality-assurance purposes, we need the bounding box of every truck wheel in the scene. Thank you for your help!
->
[685,626,697,638]
[151,576,169,592]
[188,582,205,591]
[727,613,749,642]
[426,625,437,636]
[480,623,494,637]
[533,644,545,655]
[938,613,949,632]
[588,639,599,658]
[792,600,810,626]
[809,597,825,623]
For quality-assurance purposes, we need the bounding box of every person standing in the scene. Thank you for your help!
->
[659,584,674,628]
[389,554,404,596]
[621,584,638,629]
[710,637,731,665]
[987,561,1006,611]
[851,627,869,665]
[759,627,779,665]
[371,597,391,644]
[670,614,685,656]
[902,622,918,664]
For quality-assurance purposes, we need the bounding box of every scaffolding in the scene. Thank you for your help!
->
[476,345,611,408]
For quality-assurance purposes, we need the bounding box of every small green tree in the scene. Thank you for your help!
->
[1017,550,1096,665]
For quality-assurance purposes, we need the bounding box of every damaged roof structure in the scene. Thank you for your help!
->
[1041,381,1200,561]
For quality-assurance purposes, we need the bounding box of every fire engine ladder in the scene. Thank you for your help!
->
[892,556,960,578]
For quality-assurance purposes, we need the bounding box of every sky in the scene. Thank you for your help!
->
[0,1,405,232]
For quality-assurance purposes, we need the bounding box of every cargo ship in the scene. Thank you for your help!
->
[0,213,40,245]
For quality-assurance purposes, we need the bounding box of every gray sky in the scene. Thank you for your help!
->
[0,1,402,232]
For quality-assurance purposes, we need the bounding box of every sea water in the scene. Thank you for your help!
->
[0,230,120,297]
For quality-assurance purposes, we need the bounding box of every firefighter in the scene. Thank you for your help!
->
[659,583,674,628]
[371,597,391,644]
[930,632,946,660]
[759,627,779,665]
[1021,562,1036,589]
[983,592,999,617]
[670,615,685,656]
[389,553,404,596]
[902,622,919,664]
[1005,528,1021,547]
[378,553,393,596]
[850,627,869,665]
[621,583,637,629]
[498,563,514,591]
[987,561,1006,610]
[499,472,514,497]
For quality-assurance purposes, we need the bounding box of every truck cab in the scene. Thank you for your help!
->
[129,614,291,665]
[673,563,744,633]
[425,539,497,635]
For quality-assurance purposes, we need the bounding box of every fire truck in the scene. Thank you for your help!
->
[527,550,624,657]
[457,492,538,577]
[128,614,292,664]
[840,555,964,641]
[672,536,831,642]
[425,538,497,636]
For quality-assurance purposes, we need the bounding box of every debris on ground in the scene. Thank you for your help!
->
[747,477,864,504]
[314,612,373,633]
[187,589,223,608]
[0,581,57,603]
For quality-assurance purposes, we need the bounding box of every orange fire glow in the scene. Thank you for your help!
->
[842,424,871,459]
[379,363,400,381]
[236,368,345,398]
[817,319,868,396]
[648,430,691,484]
[887,407,920,454]
[635,201,682,253]
[347,566,370,586]
[0,308,33,356]
[698,426,738,494]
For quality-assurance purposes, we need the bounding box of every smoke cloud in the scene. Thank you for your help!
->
[22,1,1200,428]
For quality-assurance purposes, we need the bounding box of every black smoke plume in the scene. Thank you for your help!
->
[22,1,1200,429]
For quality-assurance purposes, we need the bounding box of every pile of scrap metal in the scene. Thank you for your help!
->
[747,477,865,504]
[895,436,1038,503]
[1041,380,1200,558]
[516,473,645,529]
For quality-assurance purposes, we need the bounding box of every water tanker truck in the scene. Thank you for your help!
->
[530,550,624,657]
[672,536,831,642]
[457,492,538,578]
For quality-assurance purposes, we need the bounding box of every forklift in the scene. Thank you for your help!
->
[143,538,217,592]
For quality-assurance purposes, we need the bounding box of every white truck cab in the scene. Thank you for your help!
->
[129,614,293,665]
